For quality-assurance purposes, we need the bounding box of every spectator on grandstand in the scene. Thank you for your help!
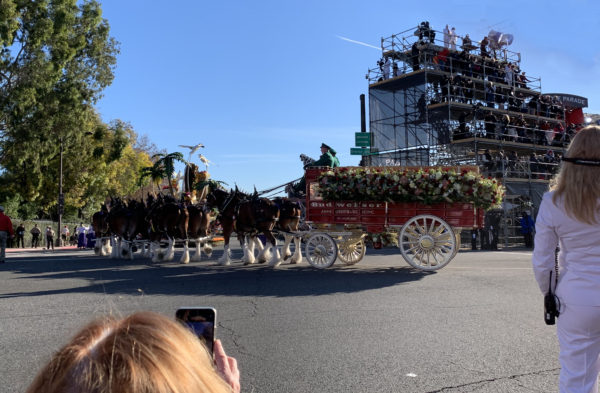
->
[433,47,449,71]
[540,121,552,145]
[454,111,470,140]
[461,34,474,52]
[484,112,497,139]
[529,153,541,178]
[480,36,489,57]
[449,27,457,50]
[383,56,391,79]
[517,71,530,89]
[507,150,519,177]
[495,150,508,178]
[482,149,495,174]
[443,24,450,48]
[463,78,474,104]
[411,41,421,71]
[504,63,514,87]
[552,123,566,147]
[485,82,495,108]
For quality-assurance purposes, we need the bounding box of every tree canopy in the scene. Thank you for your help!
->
[0,1,155,220]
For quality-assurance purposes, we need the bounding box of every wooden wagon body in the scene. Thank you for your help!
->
[300,167,487,270]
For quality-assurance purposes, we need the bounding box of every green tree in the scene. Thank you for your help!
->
[0,0,119,215]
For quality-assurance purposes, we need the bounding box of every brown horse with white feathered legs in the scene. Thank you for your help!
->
[205,188,280,266]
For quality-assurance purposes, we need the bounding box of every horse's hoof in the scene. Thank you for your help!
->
[269,260,282,268]
[282,253,291,261]
[290,255,302,264]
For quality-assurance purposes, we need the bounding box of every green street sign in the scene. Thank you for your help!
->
[355,132,371,147]
[350,148,369,155]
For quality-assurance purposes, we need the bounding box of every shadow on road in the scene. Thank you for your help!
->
[0,250,432,299]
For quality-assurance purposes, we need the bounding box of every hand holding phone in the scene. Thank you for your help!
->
[175,307,217,354]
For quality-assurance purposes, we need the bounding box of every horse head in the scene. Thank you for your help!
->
[205,188,228,212]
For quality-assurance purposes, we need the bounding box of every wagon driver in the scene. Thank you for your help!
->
[293,143,338,197]
[305,143,336,169]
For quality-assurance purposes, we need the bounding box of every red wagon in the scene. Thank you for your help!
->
[302,167,486,271]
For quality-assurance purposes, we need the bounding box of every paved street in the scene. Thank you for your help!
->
[0,246,558,392]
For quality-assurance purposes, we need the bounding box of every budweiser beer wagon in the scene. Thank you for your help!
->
[299,166,501,271]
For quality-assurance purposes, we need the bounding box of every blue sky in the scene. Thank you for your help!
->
[96,0,600,193]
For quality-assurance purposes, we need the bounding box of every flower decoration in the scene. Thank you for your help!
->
[317,167,504,210]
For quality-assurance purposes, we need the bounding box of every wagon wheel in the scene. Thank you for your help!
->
[304,232,338,269]
[398,214,457,271]
[337,238,366,265]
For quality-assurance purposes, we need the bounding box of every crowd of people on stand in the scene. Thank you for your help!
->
[373,23,582,149]
[452,108,576,147]
[480,148,561,179]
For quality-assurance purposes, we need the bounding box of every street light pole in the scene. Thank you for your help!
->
[57,136,64,247]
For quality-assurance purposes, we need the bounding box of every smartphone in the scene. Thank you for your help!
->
[175,307,217,354]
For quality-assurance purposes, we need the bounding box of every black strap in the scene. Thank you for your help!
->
[562,157,600,166]
[554,247,559,289]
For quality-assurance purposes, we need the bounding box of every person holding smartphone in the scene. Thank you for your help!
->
[26,311,240,393]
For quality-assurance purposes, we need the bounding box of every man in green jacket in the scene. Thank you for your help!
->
[293,143,337,197]
[307,143,335,168]
[329,148,340,168]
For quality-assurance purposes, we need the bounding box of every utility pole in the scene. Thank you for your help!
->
[57,136,64,247]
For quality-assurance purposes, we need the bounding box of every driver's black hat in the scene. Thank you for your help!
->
[321,143,332,150]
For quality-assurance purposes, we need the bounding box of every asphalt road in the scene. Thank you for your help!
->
[0,246,558,393]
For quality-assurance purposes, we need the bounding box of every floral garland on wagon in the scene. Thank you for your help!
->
[317,167,504,210]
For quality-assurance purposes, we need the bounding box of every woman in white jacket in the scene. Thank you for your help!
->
[533,125,600,393]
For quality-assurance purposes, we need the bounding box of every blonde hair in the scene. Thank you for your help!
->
[551,125,600,224]
[26,312,232,393]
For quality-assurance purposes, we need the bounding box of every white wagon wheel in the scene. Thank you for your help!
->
[398,214,457,271]
[305,232,338,269]
[337,237,366,265]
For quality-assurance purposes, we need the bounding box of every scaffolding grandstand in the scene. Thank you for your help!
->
[361,22,590,247]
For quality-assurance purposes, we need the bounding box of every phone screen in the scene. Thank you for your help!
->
[175,308,216,354]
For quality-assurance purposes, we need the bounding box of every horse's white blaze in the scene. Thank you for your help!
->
[290,236,302,263]
[218,244,231,266]
[180,241,190,264]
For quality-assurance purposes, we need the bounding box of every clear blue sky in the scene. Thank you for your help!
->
[96,0,600,193]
